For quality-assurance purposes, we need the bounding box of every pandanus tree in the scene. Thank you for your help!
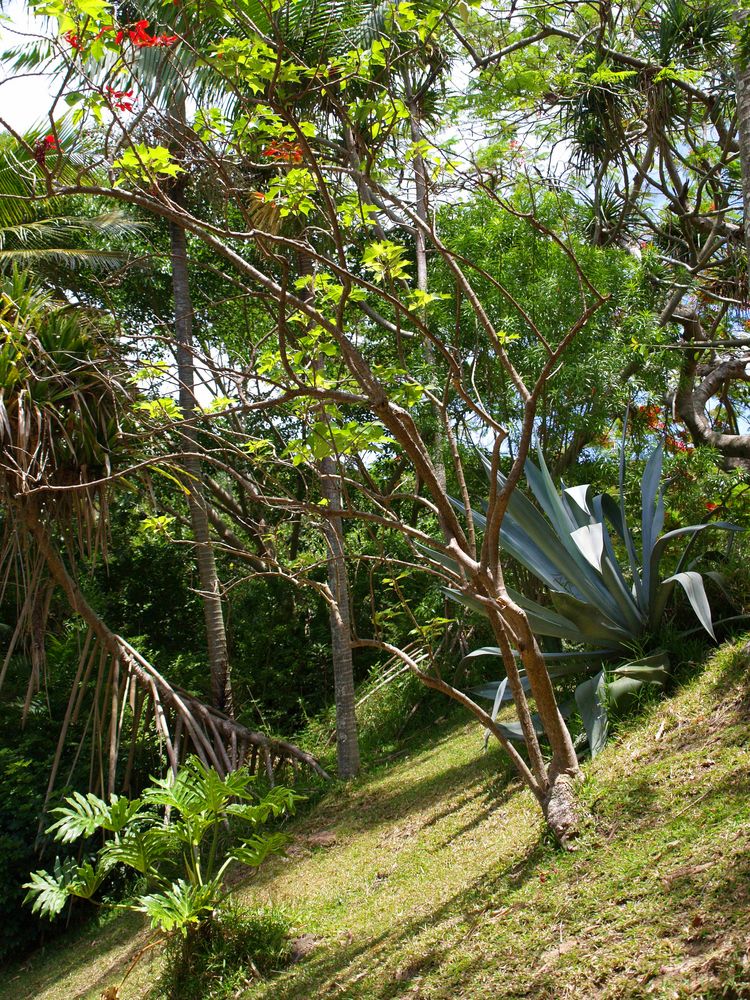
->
[0,268,327,801]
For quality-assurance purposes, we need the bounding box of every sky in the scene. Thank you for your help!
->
[0,1,55,134]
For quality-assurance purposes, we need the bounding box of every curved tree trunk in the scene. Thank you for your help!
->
[169,216,233,716]
[21,501,329,803]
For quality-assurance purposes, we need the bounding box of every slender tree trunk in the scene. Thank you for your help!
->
[296,250,360,778]
[735,28,750,298]
[320,457,361,778]
[407,85,447,493]
[169,215,233,715]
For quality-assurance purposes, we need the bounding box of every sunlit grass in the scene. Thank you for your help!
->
[4,636,749,1000]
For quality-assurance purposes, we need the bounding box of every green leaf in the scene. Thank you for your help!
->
[575,670,608,757]
[138,879,220,935]
[23,858,78,918]
[662,571,716,640]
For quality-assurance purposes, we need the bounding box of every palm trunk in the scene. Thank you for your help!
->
[736,27,750,298]
[407,80,447,493]
[169,216,233,716]
[297,249,360,778]
[320,456,361,778]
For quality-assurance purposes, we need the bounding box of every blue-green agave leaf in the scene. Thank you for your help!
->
[570,523,604,571]
[640,443,664,595]
[575,670,608,756]
[662,571,717,640]
[648,522,742,606]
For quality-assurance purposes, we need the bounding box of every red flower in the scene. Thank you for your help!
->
[32,134,60,166]
[64,24,115,51]
[665,436,691,453]
[262,141,303,163]
[704,501,718,512]
[637,403,664,431]
[115,20,178,48]
[106,85,135,112]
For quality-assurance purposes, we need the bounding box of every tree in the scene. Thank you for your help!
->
[3,0,634,839]
[452,0,750,467]
[0,268,327,799]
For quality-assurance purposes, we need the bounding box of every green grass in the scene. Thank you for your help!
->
[4,637,750,1000]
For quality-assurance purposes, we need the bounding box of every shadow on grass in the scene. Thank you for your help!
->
[247,836,551,1000]
[256,759,750,1000]
[0,911,148,1000]
[245,652,750,1000]
[250,742,518,892]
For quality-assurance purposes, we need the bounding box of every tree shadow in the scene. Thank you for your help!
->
[248,836,551,1000]
[249,741,516,891]
[3,912,149,1000]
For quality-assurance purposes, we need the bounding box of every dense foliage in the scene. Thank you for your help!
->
[1,0,749,975]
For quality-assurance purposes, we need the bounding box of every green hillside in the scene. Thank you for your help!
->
[5,638,750,1000]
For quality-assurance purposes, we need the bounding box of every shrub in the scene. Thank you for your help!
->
[439,434,741,755]
[24,758,301,986]
[154,900,292,1000]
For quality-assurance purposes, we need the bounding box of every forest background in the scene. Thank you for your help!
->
[1,0,750,974]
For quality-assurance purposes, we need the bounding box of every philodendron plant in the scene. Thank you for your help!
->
[447,433,740,755]
[24,757,299,934]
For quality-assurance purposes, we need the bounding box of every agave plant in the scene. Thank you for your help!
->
[448,430,740,754]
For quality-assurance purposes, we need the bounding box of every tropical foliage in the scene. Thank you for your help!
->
[24,757,299,931]
[0,0,748,967]
[450,431,741,753]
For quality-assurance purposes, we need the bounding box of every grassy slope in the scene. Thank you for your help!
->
[4,638,750,1000]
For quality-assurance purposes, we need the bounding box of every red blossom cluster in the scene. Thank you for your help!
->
[106,85,135,112]
[705,501,719,512]
[33,133,59,165]
[664,435,692,453]
[115,20,178,47]
[63,29,84,49]
[636,404,693,454]
[262,141,303,163]
[64,20,178,52]
[637,403,664,431]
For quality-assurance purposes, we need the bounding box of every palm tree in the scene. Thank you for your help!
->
[0,268,327,800]
[132,0,377,775]
[734,11,750,297]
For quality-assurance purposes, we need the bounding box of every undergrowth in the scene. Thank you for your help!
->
[152,902,291,1000]
[4,635,750,1000]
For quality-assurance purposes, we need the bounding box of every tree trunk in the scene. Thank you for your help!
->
[169,216,233,715]
[735,30,750,298]
[22,501,330,797]
[296,249,360,778]
[407,85,447,494]
[320,456,361,779]
[488,597,582,844]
